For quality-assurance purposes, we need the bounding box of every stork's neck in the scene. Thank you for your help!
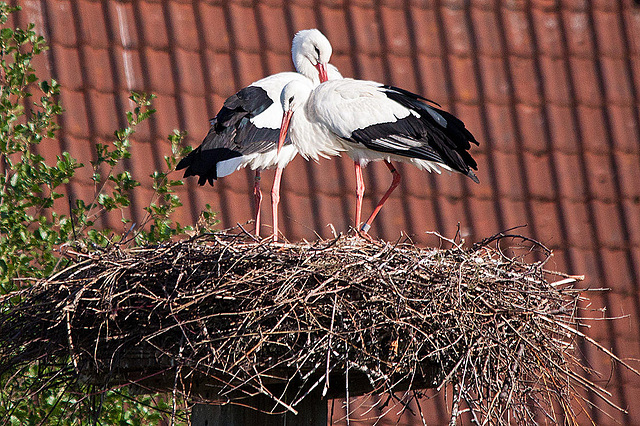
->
[294,57,321,85]
[289,103,342,162]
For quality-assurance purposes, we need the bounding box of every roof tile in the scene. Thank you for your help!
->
[441,7,472,56]
[616,152,640,200]
[547,104,579,153]
[235,50,268,88]
[592,0,619,12]
[563,10,593,57]
[319,5,351,55]
[585,152,616,202]
[31,53,52,82]
[199,3,231,52]
[467,196,501,239]
[64,136,97,183]
[331,54,354,78]
[486,103,516,152]
[59,89,90,138]
[280,157,311,197]
[593,10,625,58]
[557,200,597,250]
[479,56,510,104]
[83,47,115,92]
[567,248,599,287]
[46,0,78,46]
[632,57,640,101]
[53,46,83,91]
[449,56,479,103]
[432,196,468,238]
[318,156,353,198]
[510,57,542,106]
[500,198,528,230]
[569,57,602,107]
[210,167,252,195]
[623,199,640,247]
[256,4,290,54]
[471,7,502,57]
[625,8,640,55]
[465,152,493,199]
[129,140,164,185]
[229,3,261,52]
[592,200,625,249]
[287,3,318,32]
[401,164,435,200]
[168,2,199,51]
[151,94,180,138]
[539,56,571,105]
[355,54,385,82]
[529,0,561,13]
[502,7,533,57]
[576,105,609,154]
[137,1,168,49]
[174,49,206,95]
[266,53,293,76]
[600,56,634,105]
[78,0,109,48]
[206,51,236,98]
[410,6,443,57]
[554,152,587,201]
[180,93,210,138]
[608,104,640,153]
[349,5,382,55]
[604,294,640,348]
[515,104,547,153]
[380,5,411,57]
[493,150,525,199]
[531,7,563,58]
[417,55,450,104]
[87,90,120,138]
[524,152,556,200]
[216,187,256,231]
[403,195,438,240]
[388,55,417,90]
[144,48,176,94]
[111,46,145,92]
[530,200,564,245]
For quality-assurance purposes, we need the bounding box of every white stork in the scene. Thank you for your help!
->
[277,78,479,238]
[177,29,342,241]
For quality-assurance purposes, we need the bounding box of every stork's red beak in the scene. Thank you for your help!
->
[315,62,329,83]
[277,110,293,155]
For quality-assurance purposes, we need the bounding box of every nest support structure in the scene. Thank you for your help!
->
[0,231,630,424]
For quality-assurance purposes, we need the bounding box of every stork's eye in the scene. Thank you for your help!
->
[289,96,294,104]
[314,46,320,58]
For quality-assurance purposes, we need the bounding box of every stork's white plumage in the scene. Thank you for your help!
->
[278,78,479,237]
[177,29,342,241]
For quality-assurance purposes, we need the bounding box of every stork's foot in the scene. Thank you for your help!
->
[356,224,376,244]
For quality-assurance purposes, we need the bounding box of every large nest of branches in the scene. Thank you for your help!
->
[0,232,631,423]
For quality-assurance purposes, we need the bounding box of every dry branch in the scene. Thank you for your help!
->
[0,232,630,423]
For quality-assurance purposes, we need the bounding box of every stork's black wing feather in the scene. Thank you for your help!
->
[346,86,479,183]
[177,85,286,186]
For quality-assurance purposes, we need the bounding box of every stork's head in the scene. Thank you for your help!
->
[278,80,313,155]
[292,29,332,84]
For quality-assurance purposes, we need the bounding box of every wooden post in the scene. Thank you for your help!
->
[191,388,327,426]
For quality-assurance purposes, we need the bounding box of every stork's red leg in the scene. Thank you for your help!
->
[354,161,365,229]
[361,161,401,233]
[271,167,283,242]
[253,171,263,237]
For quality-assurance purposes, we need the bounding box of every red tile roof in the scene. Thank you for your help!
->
[14,0,640,423]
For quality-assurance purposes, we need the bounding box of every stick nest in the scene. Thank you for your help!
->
[0,232,623,423]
